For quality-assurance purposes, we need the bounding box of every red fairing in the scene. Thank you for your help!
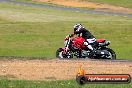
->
[72,37,86,49]
[96,39,105,43]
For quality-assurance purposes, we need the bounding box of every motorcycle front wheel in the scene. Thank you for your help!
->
[56,48,73,59]
[56,48,64,59]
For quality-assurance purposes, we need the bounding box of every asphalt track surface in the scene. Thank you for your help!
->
[0,56,132,62]
[0,0,132,17]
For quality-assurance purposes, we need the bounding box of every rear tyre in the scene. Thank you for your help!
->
[106,48,116,60]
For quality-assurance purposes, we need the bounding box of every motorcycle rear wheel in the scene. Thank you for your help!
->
[106,48,116,60]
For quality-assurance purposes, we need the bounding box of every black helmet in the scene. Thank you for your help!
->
[74,24,83,32]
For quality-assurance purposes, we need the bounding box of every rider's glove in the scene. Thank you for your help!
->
[64,35,70,40]
[64,33,74,40]
[69,33,74,37]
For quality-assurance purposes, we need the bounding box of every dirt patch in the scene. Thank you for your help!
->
[33,0,132,14]
[0,59,132,81]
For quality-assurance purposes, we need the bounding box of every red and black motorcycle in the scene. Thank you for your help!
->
[56,35,116,59]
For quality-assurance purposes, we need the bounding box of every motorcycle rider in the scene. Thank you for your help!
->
[69,24,96,53]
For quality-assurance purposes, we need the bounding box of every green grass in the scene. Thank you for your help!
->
[84,0,132,8]
[0,79,131,88]
[0,2,132,59]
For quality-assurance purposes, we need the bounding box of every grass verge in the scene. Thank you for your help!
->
[0,79,131,88]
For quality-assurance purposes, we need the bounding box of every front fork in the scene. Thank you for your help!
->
[63,38,73,58]
[65,38,71,52]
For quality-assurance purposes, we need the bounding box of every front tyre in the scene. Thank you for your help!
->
[56,48,64,59]
[56,48,73,59]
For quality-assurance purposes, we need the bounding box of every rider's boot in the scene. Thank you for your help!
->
[87,45,97,58]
